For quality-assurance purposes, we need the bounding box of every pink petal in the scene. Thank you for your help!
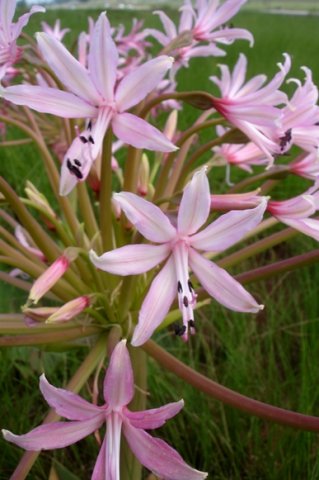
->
[105,414,122,480]
[103,340,134,408]
[115,56,174,112]
[88,12,118,101]
[2,415,104,451]
[114,192,176,243]
[189,248,263,313]
[279,217,319,241]
[0,0,15,38]
[190,201,267,252]
[123,422,207,480]
[12,6,45,40]
[125,400,184,430]
[92,435,107,480]
[1,85,97,118]
[177,167,211,236]
[131,255,176,347]
[36,32,101,105]
[39,374,102,421]
[112,112,178,152]
[154,10,177,39]
[89,244,170,276]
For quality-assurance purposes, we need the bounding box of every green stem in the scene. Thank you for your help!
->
[0,325,101,346]
[77,182,99,240]
[237,248,319,285]
[143,341,319,432]
[123,145,141,194]
[217,226,297,270]
[229,165,290,193]
[99,128,114,252]
[10,335,108,480]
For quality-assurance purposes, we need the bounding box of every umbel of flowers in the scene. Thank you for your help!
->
[1,0,319,478]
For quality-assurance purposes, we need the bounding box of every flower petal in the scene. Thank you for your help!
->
[92,435,107,480]
[125,400,184,430]
[0,0,15,38]
[2,415,104,451]
[112,112,178,152]
[131,255,176,347]
[191,201,267,252]
[89,244,170,276]
[36,32,101,105]
[1,85,97,118]
[189,248,262,313]
[39,374,102,421]
[279,217,319,241]
[114,192,176,243]
[123,422,207,480]
[103,340,134,408]
[115,56,174,112]
[177,167,211,236]
[88,12,118,101]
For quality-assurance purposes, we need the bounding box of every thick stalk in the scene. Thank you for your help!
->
[0,325,101,346]
[120,347,147,480]
[229,165,289,193]
[143,341,319,432]
[123,146,141,194]
[77,182,99,240]
[99,129,114,252]
[10,335,108,480]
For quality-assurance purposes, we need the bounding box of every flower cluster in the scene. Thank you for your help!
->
[1,0,319,478]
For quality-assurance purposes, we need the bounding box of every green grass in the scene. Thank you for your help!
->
[1,6,319,479]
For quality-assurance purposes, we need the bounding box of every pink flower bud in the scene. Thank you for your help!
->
[46,296,90,324]
[28,249,78,305]
[211,191,267,211]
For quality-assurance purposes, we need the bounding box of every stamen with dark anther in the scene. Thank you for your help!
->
[80,136,88,144]
[177,281,183,293]
[87,120,92,130]
[174,324,186,336]
[88,135,95,144]
[279,128,292,152]
[188,319,195,329]
[66,159,83,179]
[188,280,194,292]
[74,159,81,167]
[183,296,189,307]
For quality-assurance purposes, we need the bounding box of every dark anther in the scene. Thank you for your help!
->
[183,296,189,308]
[88,135,95,144]
[177,281,183,293]
[74,159,81,167]
[66,159,83,179]
[188,319,195,329]
[279,128,292,152]
[80,136,88,144]
[188,280,194,292]
[174,324,186,336]
[87,120,92,130]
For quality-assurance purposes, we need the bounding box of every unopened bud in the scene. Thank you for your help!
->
[45,296,90,324]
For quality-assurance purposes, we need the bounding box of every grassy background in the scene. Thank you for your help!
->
[1,6,319,479]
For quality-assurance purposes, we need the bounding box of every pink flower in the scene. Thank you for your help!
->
[212,126,269,174]
[280,67,319,153]
[210,53,291,162]
[90,168,266,346]
[211,190,266,211]
[191,0,253,45]
[0,0,44,67]
[0,12,177,195]
[268,192,319,241]
[2,340,207,480]
[145,1,252,78]
[41,19,70,42]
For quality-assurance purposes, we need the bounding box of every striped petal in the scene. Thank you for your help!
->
[114,192,176,243]
[89,243,170,276]
[131,255,176,347]
[103,340,134,408]
[191,201,267,252]
[125,400,184,430]
[189,248,263,313]
[177,167,211,236]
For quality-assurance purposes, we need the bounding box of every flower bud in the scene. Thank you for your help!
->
[45,296,90,324]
